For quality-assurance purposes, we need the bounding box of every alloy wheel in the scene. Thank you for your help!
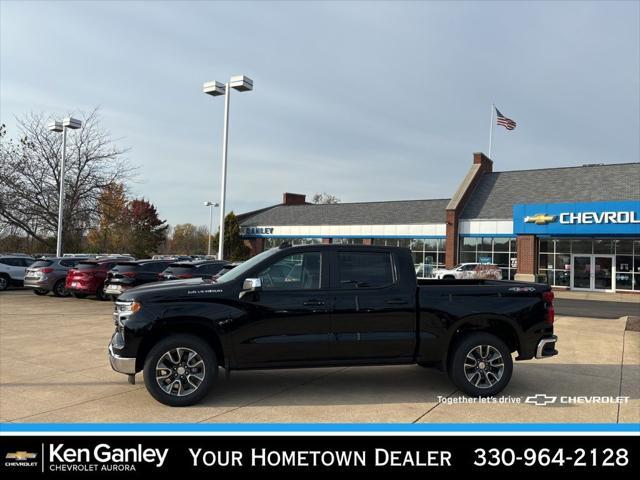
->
[463,344,505,389]
[155,347,206,397]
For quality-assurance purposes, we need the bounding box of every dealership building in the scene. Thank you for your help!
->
[239,153,640,293]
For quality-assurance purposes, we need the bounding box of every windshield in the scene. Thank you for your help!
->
[216,248,279,283]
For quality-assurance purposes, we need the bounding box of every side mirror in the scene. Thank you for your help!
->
[239,278,262,300]
[242,278,262,292]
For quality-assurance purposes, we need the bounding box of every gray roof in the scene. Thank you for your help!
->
[240,198,450,226]
[461,163,640,219]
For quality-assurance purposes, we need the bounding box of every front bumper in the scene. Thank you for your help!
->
[535,335,558,359]
[108,343,136,374]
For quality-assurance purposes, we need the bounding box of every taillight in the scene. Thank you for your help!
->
[177,274,192,279]
[41,268,54,274]
[123,272,136,278]
[543,291,554,324]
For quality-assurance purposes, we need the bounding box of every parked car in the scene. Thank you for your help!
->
[0,255,35,291]
[66,258,131,300]
[108,244,557,406]
[211,261,243,281]
[104,260,174,299]
[159,261,229,281]
[432,263,502,280]
[23,257,84,296]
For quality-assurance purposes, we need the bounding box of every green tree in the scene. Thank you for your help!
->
[212,212,250,261]
[86,183,128,253]
[169,223,209,254]
[125,199,168,258]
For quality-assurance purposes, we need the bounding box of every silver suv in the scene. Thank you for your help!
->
[24,257,86,296]
[0,255,36,291]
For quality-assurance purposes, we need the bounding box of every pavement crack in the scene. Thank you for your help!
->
[412,388,458,424]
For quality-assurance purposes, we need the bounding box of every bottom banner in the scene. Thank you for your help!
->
[1,434,635,475]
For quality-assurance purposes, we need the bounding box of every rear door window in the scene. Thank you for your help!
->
[337,251,394,289]
[60,259,79,267]
[30,260,53,268]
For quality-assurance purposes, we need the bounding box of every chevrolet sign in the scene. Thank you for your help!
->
[514,201,640,235]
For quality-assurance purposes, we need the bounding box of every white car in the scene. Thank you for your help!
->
[0,255,36,290]
[433,263,502,280]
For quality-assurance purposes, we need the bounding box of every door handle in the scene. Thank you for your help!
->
[303,300,325,306]
[386,298,409,305]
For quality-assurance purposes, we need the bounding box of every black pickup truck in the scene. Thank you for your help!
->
[108,244,557,406]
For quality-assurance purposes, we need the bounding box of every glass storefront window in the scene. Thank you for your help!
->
[555,253,571,271]
[571,239,592,254]
[539,239,553,252]
[555,239,571,253]
[615,240,633,254]
[539,237,640,291]
[594,239,614,254]
[461,237,477,250]
[493,238,510,252]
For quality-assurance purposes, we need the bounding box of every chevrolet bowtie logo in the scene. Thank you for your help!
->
[5,451,37,460]
[525,394,557,406]
[524,214,557,225]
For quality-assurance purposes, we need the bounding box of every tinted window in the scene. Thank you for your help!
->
[145,262,170,273]
[337,252,394,288]
[21,258,35,266]
[197,263,225,275]
[163,264,195,275]
[60,259,79,267]
[259,252,321,290]
[77,262,98,270]
[0,258,19,266]
[31,260,53,268]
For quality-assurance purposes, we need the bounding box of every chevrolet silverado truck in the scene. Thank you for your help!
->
[108,244,557,406]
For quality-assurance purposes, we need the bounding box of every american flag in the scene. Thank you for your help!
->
[495,107,516,130]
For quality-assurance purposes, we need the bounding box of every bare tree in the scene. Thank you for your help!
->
[0,109,133,252]
[312,192,340,204]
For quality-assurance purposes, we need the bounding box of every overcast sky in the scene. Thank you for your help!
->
[1,1,638,227]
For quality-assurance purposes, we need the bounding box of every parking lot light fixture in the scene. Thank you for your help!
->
[203,75,254,261]
[49,116,82,257]
[204,201,219,257]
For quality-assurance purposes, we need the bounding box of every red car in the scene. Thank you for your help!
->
[66,258,130,300]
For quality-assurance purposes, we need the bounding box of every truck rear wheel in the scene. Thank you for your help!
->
[143,334,217,407]
[449,332,512,397]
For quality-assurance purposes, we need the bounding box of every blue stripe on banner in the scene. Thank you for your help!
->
[1,423,638,432]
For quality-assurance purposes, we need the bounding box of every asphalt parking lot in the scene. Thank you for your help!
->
[0,289,638,424]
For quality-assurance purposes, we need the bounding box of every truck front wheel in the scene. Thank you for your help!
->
[143,334,217,407]
[449,332,513,397]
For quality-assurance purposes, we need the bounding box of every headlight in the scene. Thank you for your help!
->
[113,300,141,327]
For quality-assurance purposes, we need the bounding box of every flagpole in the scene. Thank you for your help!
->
[488,103,495,159]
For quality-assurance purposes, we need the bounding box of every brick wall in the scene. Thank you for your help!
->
[516,235,537,275]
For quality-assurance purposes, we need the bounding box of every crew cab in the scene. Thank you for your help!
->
[108,245,557,406]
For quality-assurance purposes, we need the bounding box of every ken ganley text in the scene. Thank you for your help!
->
[190,448,452,467]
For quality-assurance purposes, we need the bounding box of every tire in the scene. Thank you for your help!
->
[71,292,87,299]
[143,334,217,407]
[95,284,108,301]
[0,275,9,291]
[448,332,513,397]
[32,289,49,296]
[52,279,69,297]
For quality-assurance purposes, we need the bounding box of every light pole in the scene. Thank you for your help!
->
[48,117,82,257]
[204,201,219,256]
[203,75,253,260]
